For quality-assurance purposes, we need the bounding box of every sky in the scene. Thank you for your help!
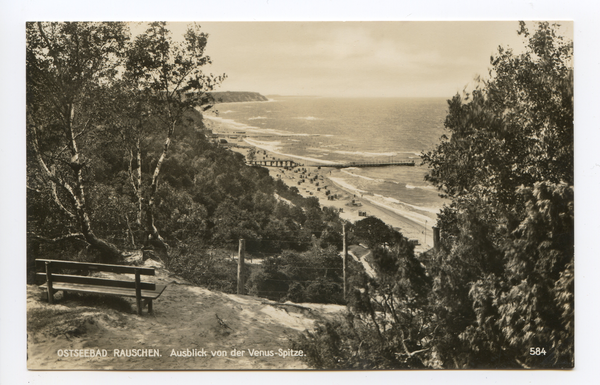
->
[131,21,572,98]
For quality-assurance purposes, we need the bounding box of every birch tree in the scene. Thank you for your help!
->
[26,22,129,262]
[123,22,226,254]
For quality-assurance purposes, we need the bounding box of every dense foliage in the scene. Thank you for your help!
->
[293,217,434,369]
[294,22,573,369]
[27,22,131,263]
[422,21,573,369]
[165,245,244,293]
[246,245,347,304]
[26,23,345,287]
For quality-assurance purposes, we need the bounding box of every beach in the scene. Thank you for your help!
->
[202,102,441,254]
[231,146,435,254]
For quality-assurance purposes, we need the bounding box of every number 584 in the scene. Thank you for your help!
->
[530,347,547,356]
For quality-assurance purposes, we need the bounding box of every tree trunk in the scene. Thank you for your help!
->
[135,137,143,224]
[29,109,125,264]
[143,119,176,258]
[84,232,124,263]
[128,138,144,227]
[66,104,123,263]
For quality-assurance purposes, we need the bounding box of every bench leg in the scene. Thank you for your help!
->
[46,287,54,304]
[135,269,142,316]
[45,261,54,304]
[148,300,153,314]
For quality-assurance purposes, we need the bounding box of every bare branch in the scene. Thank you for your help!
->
[125,214,136,248]
[54,118,92,159]
[27,232,86,243]
[28,118,79,208]
[50,180,76,220]
[128,148,138,193]
[399,329,411,357]
[396,347,430,359]
[27,185,42,194]
[36,22,54,55]
[515,358,531,369]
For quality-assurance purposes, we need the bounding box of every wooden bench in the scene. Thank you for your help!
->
[35,259,167,315]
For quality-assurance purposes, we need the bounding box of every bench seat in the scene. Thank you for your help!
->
[35,259,167,315]
[39,281,167,299]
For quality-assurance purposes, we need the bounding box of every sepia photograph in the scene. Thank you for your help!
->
[4,1,599,383]
[23,19,575,371]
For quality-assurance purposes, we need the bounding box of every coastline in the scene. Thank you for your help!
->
[203,108,437,254]
[232,146,435,254]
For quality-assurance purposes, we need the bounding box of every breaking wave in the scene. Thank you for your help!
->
[333,150,398,157]
[405,183,438,192]
[243,138,338,165]
[293,116,322,121]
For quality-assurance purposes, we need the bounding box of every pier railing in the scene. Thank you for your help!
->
[305,160,415,168]
[250,160,415,168]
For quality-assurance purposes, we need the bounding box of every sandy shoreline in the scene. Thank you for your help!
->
[203,111,436,253]
[232,146,435,253]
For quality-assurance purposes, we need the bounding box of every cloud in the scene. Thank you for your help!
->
[194,21,560,97]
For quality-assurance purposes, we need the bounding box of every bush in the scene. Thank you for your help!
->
[305,278,343,304]
[285,282,306,303]
[246,248,345,304]
[291,315,421,370]
[167,247,243,294]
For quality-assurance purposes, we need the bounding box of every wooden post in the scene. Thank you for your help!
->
[237,239,246,295]
[342,224,348,301]
[45,261,54,304]
[135,269,142,315]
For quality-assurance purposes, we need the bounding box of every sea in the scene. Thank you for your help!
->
[202,96,449,245]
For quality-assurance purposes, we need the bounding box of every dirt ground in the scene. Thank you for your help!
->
[27,261,346,370]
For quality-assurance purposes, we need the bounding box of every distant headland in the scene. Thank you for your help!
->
[208,91,268,103]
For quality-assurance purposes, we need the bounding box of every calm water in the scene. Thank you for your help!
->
[204,96,449,229]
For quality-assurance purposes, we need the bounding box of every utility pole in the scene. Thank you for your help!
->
[433,226,440,251]
[343,224,348,301]
[237,239,246,295]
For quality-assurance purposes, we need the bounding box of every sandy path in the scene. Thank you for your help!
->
[27,264,346,370]
[348,245,376,279]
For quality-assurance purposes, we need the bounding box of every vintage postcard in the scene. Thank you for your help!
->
[23,20,575,372]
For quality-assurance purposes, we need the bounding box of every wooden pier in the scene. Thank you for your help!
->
[250,159,415,168]
[250,159,300,168]
[305,160,415,168]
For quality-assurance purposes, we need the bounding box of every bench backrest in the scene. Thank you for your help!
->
[35,259,155,275]
[35,259,157,291]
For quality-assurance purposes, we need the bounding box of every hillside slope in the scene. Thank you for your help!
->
[209,91,268,103]
[27,260,345,370]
